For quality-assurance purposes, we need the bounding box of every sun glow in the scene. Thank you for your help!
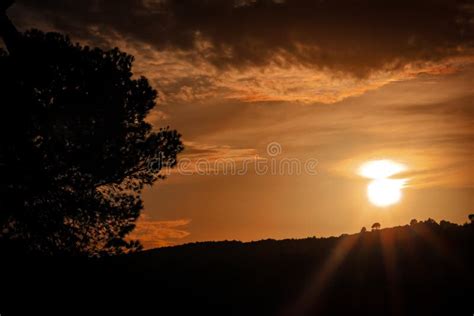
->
[359,160,407,207]
[359,159,406,179]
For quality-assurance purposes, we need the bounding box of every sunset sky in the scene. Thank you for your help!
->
[9,0,474,247]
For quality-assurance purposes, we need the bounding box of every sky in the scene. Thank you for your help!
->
[8,0,474,248]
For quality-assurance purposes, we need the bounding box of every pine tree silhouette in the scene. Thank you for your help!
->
[0,1,183,256]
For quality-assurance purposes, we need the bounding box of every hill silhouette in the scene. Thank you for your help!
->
[2,218,473,315]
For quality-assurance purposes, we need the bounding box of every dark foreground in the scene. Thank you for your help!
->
[2,221,473,316]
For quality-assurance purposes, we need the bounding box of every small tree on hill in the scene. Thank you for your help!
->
[371,223,381,231]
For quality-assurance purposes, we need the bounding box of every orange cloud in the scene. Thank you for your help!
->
[129,215,191,249]
[12,0,474,105]
[157,141,260,178]
[87,37,474,105]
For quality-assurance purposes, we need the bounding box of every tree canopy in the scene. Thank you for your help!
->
[0,28,183,256]
[371,222,381,231]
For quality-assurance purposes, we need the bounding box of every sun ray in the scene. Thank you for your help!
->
[283,235,359,315]
[379,229,404,315]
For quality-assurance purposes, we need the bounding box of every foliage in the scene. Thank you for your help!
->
[371,222,381,231]
[0,30,183,256]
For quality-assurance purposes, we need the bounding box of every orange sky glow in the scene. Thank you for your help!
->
[10,0,474,248]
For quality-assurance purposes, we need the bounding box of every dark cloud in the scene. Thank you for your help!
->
[9,0,474,76]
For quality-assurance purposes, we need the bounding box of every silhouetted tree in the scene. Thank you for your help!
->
[440,220,458,231]
[360,227,367,233]
[410,219,418,226]
[469,214,474,224]
[371,222,381,231]
[0,2,183,256]
[425,218,438,226]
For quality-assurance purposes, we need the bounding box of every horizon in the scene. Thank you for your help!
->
[138,217,474,250]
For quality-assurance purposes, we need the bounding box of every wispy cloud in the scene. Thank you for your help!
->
[129,215,191,249]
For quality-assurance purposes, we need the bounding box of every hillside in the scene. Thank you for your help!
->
[2,219,474,315]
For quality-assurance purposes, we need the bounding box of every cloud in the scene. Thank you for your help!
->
[8,0,474,104]
[12,0,474,73]
[182,141,257,160]
[159,141,260,177]
[128,215,191,249]
[322,87,474,189]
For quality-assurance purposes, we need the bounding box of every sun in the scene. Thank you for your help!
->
[367,178,404,207]
[359,160,407,207]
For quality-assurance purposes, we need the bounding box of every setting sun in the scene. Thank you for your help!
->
[359,160,407,207]
[367,178,405,207]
